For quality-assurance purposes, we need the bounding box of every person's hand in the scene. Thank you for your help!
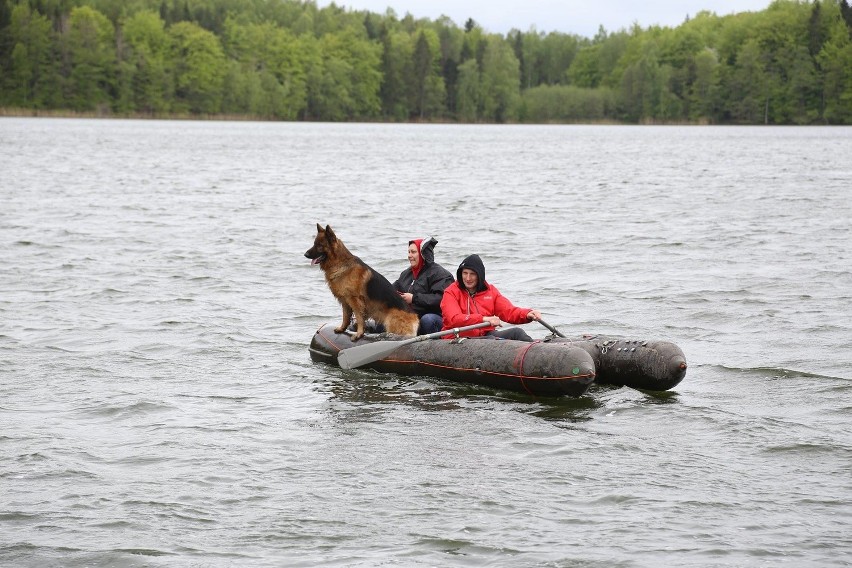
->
[483,315,501,327]
[399,292,413,304]
[527,309,542,321]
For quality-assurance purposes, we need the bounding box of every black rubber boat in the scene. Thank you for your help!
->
[309,323,596,397]
[309,323,688,396]
[549,335,688,391]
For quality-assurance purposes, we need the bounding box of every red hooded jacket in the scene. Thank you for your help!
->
[440,254,531,337]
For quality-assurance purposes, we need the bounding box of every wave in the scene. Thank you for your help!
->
[706,364,849,382]
[78,400,177,419]
[763,443,847,455]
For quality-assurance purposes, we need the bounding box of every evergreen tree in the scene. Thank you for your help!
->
[379,29,410,119]
[407,29,446,118]
[808,1,825,58]
[841,0,852,32]
[411,31,431,117]
[2,5,54,107]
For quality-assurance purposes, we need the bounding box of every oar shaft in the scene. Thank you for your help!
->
[338,321,491,369]
[536,318,567,338]
[417,321,492,341]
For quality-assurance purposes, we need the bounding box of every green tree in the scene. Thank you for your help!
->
[455,57,480,121]
[2,0,851,124]
[774,43,818,123]
[723,39,769,123]
[410,29,445,118]
[597,31,631,87]
[304,30,382,120]
[337,29,383,118]
[122,10,171,113]
[689,48,719,121]
[539,31,580,85]
[460,22,485,67]
[170,20,226,113]
[0,0,10,34]
[620,39,672,122]
[220,60,263,115]
[818,12,852,123]
[567,43,601,88]
[434,16,464,114]
[840,0,852,32]
[808,1,826,58]
[479,36,520,122]
[67,6,116,111]
[657,26,702,112]
[569,30,630,89]
[522,84,615,122]
[518,29,544,89]
[411,30,432,116]
[2,5,54,107]
[221,17,307,119]
[379,28,412,119]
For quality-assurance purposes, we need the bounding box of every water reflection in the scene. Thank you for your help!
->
[637,389,681,405]
[320,366,606,423]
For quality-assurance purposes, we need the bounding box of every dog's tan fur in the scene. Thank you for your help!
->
[305,224,419,341]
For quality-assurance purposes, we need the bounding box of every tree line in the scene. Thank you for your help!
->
[1,0,851,123]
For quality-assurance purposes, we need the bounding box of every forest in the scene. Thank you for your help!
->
[1,0,851,124]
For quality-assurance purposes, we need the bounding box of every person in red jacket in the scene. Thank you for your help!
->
[440,254,542,341]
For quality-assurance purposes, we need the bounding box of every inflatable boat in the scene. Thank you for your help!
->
[549,335,687,391]
[309,323,687,397]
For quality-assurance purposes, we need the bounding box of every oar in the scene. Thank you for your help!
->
[338,322,492,370]
[536,317,567,338]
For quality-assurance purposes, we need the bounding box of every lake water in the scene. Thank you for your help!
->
[1,118,850,567]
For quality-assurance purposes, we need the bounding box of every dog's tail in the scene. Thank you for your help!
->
[385,310,419,337]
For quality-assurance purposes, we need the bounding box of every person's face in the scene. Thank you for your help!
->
[407,244,420,268]
[461,268,478,292]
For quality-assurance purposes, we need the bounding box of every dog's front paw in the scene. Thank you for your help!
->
[334,325,347,334]
[351,331,364,341]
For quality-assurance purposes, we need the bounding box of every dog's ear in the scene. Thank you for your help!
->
[316,223,324,234]
[324,225,337,243]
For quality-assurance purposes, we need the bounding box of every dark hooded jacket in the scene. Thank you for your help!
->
[393,237,454,317]
[440,254,531,337]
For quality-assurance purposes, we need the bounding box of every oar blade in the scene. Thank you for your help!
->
[338,340,404,370]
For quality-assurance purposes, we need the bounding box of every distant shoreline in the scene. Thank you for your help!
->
[0,107,279,122]
[0,107,722,126]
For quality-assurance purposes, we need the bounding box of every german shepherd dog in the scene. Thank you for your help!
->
[305,224,419,341]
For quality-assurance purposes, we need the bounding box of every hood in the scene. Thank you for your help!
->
[456,254,487,294]
[409,237,437,279]
[410,237,438,266]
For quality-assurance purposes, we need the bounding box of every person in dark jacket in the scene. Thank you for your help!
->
[440,254,541,341]
[393,237,454,334]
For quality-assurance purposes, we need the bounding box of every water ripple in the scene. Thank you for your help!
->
[1,119,850,567]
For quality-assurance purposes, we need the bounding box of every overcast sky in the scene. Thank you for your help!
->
[318,0,773,38]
